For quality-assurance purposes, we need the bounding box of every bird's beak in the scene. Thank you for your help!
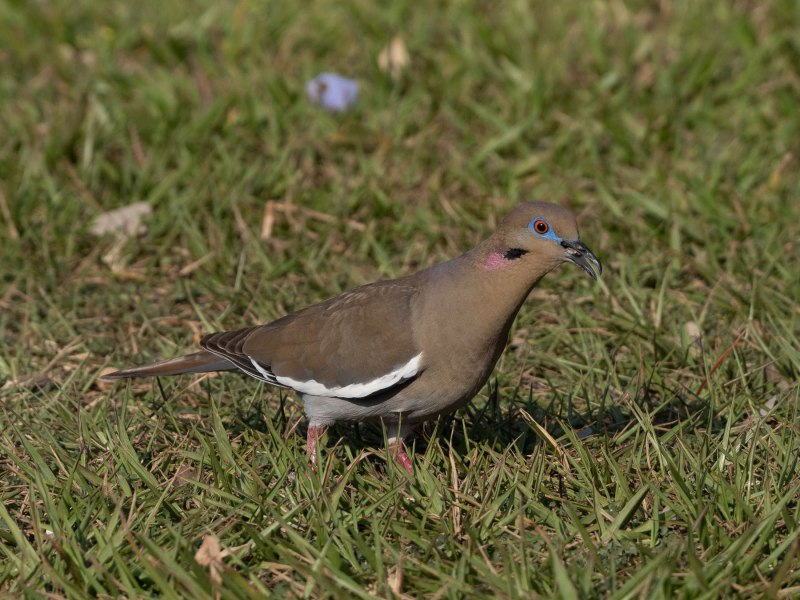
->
[561,240,602,281]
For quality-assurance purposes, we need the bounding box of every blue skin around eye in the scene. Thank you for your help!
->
[527,218,563,242]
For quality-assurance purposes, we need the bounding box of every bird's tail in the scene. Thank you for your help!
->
[100,351,236,380]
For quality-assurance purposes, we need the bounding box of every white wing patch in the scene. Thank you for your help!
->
[274,352,423,399]
[249,358,278,383]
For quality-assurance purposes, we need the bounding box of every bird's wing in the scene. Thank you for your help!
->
[201,280,424,399]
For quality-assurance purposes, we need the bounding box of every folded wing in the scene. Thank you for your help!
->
[201,281,424,399]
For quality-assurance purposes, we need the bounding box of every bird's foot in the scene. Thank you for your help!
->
[306,425,327,468]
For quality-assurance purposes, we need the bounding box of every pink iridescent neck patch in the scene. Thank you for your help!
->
[481,252,509,271]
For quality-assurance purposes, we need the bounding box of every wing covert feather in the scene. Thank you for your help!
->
[202,280,423,397]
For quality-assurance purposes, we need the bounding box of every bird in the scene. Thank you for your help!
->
[102,201,601,473]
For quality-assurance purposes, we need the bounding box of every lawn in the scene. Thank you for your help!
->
[1,0,799,597]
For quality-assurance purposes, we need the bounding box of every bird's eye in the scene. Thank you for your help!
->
[533,219,549,235]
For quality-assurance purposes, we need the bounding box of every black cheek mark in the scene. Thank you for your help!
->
[503,248,528,260]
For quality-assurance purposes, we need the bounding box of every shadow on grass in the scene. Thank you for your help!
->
[222,370,714,469]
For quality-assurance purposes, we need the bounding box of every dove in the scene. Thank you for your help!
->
[103,202,602,472]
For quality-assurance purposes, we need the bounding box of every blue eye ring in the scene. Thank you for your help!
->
[528,217,562,241]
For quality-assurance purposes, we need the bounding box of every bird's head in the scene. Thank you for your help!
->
[480,201,602,280]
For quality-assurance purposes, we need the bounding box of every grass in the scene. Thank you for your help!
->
[1,0,799,597]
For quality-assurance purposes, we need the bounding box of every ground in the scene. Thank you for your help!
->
[1,0,799,597]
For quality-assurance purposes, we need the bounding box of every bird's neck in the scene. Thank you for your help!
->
[466,238,557,295]
[421,243,557,342]
[408,248,551,390]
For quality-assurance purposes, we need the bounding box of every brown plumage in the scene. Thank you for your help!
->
[103,201,602,472]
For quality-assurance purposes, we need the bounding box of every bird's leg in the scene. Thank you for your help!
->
[391,442,413,474]
[387,422,414,474]
[306,424,327,467]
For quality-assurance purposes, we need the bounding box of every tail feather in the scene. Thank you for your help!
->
[101,351,236,380]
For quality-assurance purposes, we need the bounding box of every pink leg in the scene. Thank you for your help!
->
[388,422,414,473]
[306,425,327,467]
[389,440,414,473]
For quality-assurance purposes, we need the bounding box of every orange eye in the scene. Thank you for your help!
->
[533,219,549,234]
